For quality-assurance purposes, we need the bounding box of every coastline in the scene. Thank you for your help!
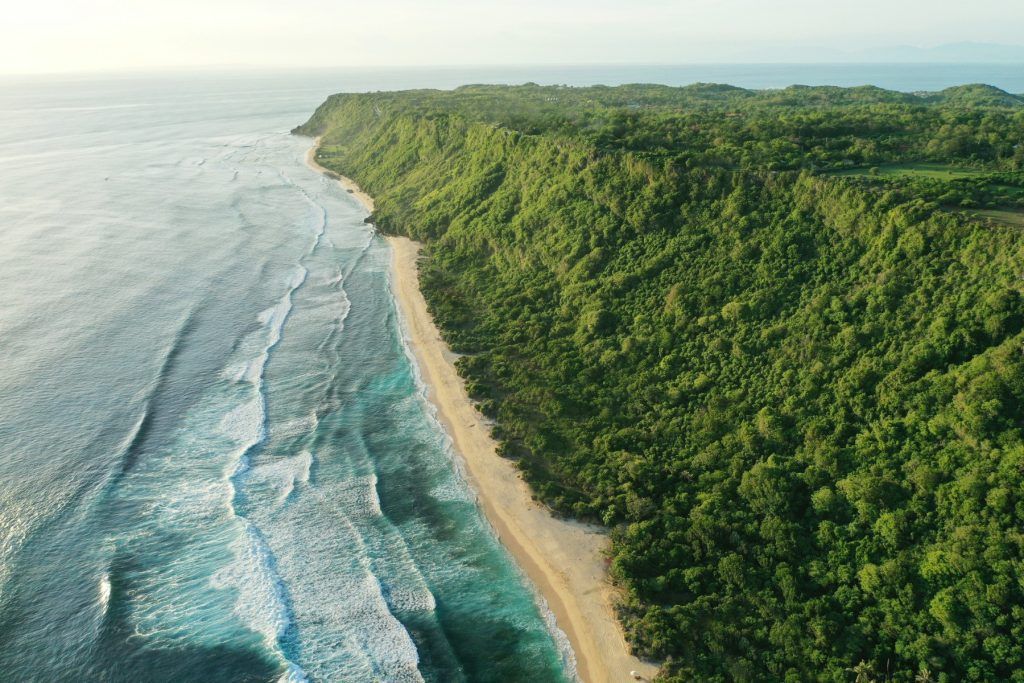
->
[305,139,658,683]
[305,140,376,211]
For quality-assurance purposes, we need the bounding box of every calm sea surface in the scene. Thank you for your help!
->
[0,64,1020,682]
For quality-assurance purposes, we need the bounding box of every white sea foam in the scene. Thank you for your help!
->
[240,450,314,506]
[220,398,266,459]
[381,583,438,614]
[243,482,428,682]
[277,663,308,683]
[357,473,383,517]
[386,254,582,681]
[278,450,313,503]
[98,573,112,613]
[271,414,320,441]
[210,522,293,643]
[539,594,581,682]
[210,188,464,681]
[387,266,477,496]
[221,361,249,382]
[211,187,338,679]
[428,476,475,504]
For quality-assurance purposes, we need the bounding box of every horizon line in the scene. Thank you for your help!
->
[4,60,1024,80]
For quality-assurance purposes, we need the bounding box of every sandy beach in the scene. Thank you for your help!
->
[306,141,658,683]
[306,140,376,212]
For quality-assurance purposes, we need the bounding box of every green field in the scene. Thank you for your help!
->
[834,163,987,179]
[970,208,1024,227]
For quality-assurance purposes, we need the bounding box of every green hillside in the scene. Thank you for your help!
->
[295,83,1024,682]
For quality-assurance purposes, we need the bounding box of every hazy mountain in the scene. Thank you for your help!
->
[868,41,1024,62]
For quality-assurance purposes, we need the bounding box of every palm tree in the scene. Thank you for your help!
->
[847,660,875,683]
[915,666,934,683]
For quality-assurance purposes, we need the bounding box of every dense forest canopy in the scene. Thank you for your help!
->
[295,83,1024,682]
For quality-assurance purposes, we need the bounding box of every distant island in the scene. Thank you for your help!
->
[296,83,1024,682]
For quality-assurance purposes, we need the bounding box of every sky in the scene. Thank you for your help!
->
[4,0,1024,74]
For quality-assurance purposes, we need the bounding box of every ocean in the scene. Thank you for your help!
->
[0,63,1021,682]
[0,73,574,682]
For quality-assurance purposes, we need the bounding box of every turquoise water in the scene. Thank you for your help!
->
[2,64,1022,682]
[0,76,573,681]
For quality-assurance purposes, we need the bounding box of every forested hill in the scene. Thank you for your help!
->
[295,84,1024,682]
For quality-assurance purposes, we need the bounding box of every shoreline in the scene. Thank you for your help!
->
[304,139,657,683]
[305,140,376,212]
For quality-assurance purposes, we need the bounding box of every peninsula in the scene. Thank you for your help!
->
[297,83,1024,682]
